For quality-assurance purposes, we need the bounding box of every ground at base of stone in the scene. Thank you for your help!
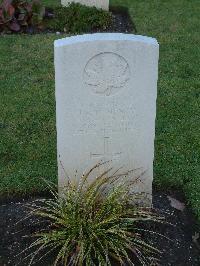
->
[0,190,199,266]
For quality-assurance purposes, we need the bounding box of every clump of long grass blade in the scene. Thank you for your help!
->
[24,163,166,266]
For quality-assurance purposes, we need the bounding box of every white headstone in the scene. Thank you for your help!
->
[54,33,159,205]
[61,0,109,11]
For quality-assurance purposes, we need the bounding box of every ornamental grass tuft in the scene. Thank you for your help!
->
[24,162,165,265]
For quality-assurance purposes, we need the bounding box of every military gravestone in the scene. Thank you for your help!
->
[54,33,159,205]
[61,0,109,10]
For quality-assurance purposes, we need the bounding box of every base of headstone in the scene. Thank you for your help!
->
[61,0,109,11]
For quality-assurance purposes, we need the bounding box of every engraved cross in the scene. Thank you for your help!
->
[90,128,122,161]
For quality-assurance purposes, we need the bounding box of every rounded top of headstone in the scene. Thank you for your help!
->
[54,33,159,48]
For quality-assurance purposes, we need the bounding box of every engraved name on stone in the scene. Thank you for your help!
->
[64,102,137,135]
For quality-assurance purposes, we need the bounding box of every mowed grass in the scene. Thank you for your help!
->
[0,35,58,196]
[0,0,200,220]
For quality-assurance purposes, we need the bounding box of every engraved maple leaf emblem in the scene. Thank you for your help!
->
[84,52,130,96]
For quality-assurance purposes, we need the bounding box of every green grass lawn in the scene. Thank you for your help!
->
[0,0,200,221]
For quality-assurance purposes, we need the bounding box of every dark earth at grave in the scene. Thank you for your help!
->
[101,6,136,34]
[0,189,199,266]
[44,5,135,35]
[0,5,135,35]
[43,5,135,35]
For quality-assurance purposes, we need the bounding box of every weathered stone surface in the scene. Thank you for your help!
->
[54,33,159,205]
[61,0,109,10]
